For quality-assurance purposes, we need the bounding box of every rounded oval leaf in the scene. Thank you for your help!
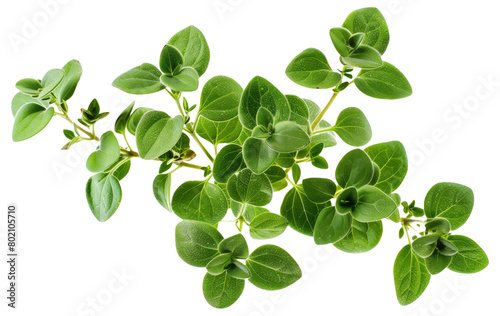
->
[203,271,244,309]
[136,111,183,159]
[249,213,288,240]
[172,181,228,224]
[246,245,302,290]
[213,144,245,183]
[53,59,83,102]
[168,25,210,77]
[12,103,54,142]
[126,107,153,136]
[227,169,273,206]
[354,62,412,99]
[302,178,337,203]
[332,107,372,146]
[242,137,279,174]
[175,220,224,267]
[114,102,135,134]
[86,131,121,173]
[266,121,310,153]
[159,44,184,75]
[152,173,172,211]
[334,219,383,253]
[365,141,408,194]
[424,182,474,231]
[335,149,374,188]
[350,185,398,222]
[239,76,290,130]
[285,48,341,89]
[313,206,352,245]
[447,235,489,273]
[199,76,242,121]
[39,68,65,98]
[113,63,164,95]
[86,173,122,222]
[393,245,430,305]
[160,66,199,92]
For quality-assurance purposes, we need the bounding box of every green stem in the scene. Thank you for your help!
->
[59,114,99,141]
[188,131,214,163]
[123,133,133,150]
[310,91,339,131]
[174,161,206,170]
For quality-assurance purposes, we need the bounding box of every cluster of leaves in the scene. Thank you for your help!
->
[11,7,488,309]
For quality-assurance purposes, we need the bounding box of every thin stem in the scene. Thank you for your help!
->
[310,91,339,131]
[174,161,206,170]
[188,131,214,163]
[59,114,99,141]
[403,225,412,245]
[123,133,133,150]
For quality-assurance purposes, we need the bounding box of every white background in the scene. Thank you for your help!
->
[1,0,499,315]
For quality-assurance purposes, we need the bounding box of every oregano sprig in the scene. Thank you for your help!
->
[11,7,488,309]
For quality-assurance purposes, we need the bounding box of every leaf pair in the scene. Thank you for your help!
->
[176,221,301,308]
[113,26,209,94]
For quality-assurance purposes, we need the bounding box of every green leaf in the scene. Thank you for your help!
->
[334,219,382,253]
[256,107,275,128]
[342,7,390,55]
[39,68,65,98]
[203,271,244,309]
[16,78,42,96]
[239,76,290,130]
[425,250,452,275]
[329,27,351,57]
[175,220,224,267]
[159,44,184,76]
[286,95,310,128]
[425,218,451,234]
[227,169,272,206]
[393,245,430,305]
[53,60,83,102]
[112,63,164,94]
[342,45,382,69]
[336,149,374,188]
[332,107,372,146]
[198,76,242,121]
[168,25,210,77]
[12,103,54,142]
[112,159,131,181]
[447,235,489,273]
[230,201,269,223]
[85,173,122,222]
[160,67,199,92]
[412,234,440,258]
[354,62,412,99]
[351,185,397,222]
[246,245,301,290]
[227,261,251,279]
[336,186,358,215]
[302,178,336,203]
[365,141,408,194]
[264,166,286,188]
[172,181,228,225]
[349,33,365,50]
[136,111,183,159]
[114,102,135,135]
[218,234,249,259]
[11,92,49,116]
[266,121,310,153]
[126,107,153,136]
[196,116,244,145]
[424,183,474,230]
[206,253,233,275]
[281,185,330,236]
[63,129,76,140]
[285,48,341,89]
[242,137,278,174]
[249,213,288,240]
[313,206,352,245]
[152,173,172,211]
[86,131,121,173]
[291,164,301,184]
[213,144,245,183]
[311,156,329,169]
